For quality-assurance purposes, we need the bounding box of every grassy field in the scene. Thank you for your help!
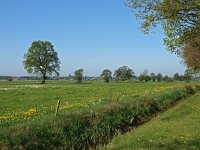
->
[0,80,199,149]
[103,92,200,150]
[0,80,192,127]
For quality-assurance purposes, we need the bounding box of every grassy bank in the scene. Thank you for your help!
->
[104,92,200,150]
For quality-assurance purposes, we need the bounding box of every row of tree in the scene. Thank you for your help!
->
[138,70,192,82]
[72,66,133,83]
[72,67,192,83]
[23,40,194,84]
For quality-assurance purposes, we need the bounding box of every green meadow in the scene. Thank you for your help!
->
[104,92,200,150]
[0,80,199,149]
[0,80,190,126]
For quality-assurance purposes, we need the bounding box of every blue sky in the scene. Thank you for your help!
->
[0,0,186,76]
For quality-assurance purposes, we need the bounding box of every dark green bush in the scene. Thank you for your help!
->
[8,78,13,81]
[195,83,200,91]
[184,85,195,95]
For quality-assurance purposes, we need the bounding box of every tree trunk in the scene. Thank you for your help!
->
[41,74,46,84]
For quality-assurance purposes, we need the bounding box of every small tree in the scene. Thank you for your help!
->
[145,75,151,82]
[139,70,151,82]
[163,75,169,81]
[156,73,162,82]
[114,66,134,81]
[101,69,112,83]
[138,74,144,82]
[23,41,60,84]
[173,73,180,81]
[74,69,84,83]
[150,73,156,82]
[126,68,134,80]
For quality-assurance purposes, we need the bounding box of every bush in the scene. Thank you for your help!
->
[195,84,200,91]
[166,77,174,82]
[8,78,13,81]
[184,85,195,95]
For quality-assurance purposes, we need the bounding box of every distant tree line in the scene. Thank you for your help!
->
[2,68,195,83]
[22,40,197,84]
[70,67,193,83]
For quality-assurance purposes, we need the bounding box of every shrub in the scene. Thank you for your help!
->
[166,77,174,82]
[8,78,13,81]
[184,85,195,95]
[195,84,200,91]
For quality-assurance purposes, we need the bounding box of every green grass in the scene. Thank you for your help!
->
[0,80,193,126]
[0,80,199,149]
[103,92,200,150]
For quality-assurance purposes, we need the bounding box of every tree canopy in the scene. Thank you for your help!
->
[173,73,180,81]
[150,73,156,82]
[114,66,134,81]
[139,69,151,82]
[74,69,84,83]
[156,73,163,82]
[126,0,200,54]
[182,35,200,72]
[23,41,60,84]
[101,69,112,83]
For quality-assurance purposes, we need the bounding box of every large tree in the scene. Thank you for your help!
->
[74,69,84,83]
[114,66,134,81]
[101,69,112,83]
[182,36,200,72]
[23,41,60,84]
[184,69,192,81]
[126,0,200,54]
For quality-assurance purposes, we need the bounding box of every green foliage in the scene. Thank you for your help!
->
[182,35,200,72]
[139,70,151,82]
[162,75,169,81]
[184,69,192,82]
[74,69,84,83]
[173,71,192,82]
[166,77,174,82]
[156,73,163,82]
[184,85,195,95]
[195,83,200,91]
[7,78,13,81]
[138,74,151,82]
[174,73,180,81]
[114,66,134,81]
[150,73,156,82]
[127,0,200,54]
[101,69,112,83]
[23,41,60,84]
